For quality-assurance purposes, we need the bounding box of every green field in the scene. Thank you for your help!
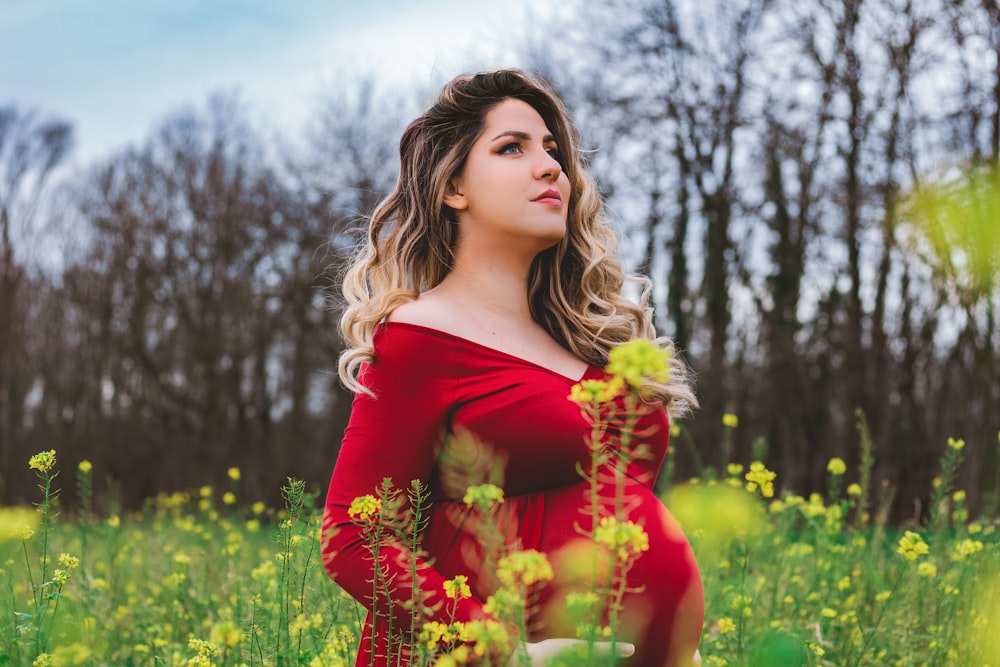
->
[2,437,998,667]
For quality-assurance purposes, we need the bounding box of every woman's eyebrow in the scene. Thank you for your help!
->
[490,130,557,143]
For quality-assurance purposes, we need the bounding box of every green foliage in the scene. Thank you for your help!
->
[2,430,1000,666]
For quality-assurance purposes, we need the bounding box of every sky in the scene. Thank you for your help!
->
[0,0,558,164]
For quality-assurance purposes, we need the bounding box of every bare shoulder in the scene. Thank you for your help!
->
[386,292,470,335]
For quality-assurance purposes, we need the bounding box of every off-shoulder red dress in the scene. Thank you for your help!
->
[321,322,703,666]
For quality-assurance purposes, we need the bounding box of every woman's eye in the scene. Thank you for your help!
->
[498,142,522,155]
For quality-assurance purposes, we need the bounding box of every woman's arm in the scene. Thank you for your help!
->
[320,329,489,635]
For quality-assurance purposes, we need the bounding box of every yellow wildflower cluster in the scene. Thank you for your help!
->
[951,538,984,561]
[462,484,505,509]
[347,495,381,522]
[896,531,929,561]
[827,458,847,476]
[29,450,57,473]
[187,637,220,657]
[78,459,92,473]
[290,612,325,635]
[458,619,511,659]
[483,587,523,617]
[496,550,554,587]
[209,621,242,648]
[802,494,826,518]
[568,378,624,405]
[443,575,471,600]
[421,619,512,665]
[722,413,739,428]
[420,620,462,649]
[227,467,240,481]
[594,516,650,562]
[605,338,672,388]
[744,462,776,498]
[31,644,92,667]
[947,437,965,451]
[58,553,79,569]
[0,507,40,542]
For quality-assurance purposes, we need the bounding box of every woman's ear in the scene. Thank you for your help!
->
[443,178,467,210]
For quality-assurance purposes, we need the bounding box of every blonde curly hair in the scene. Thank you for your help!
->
[337,69,696,418]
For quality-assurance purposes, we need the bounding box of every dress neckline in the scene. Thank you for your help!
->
[380,320,599,383]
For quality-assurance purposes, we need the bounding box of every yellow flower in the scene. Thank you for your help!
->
[951,538,984,561]
[28,450,56,473]
[745,461,776,498]
[58,553,79,569]
[252,501,266,515]
[457,619,511,658]
[107,515,120,528]
[210,621,242,648]
[443,575,472,600]
[462,484,504,509]
[722,413,739,428]
[188,638,220,657]
[222,492,236,506]
[594,516,650,562]
[32,654,53,667]
[227,467,241,481]
[0,507,40,542]
[827,458,846,476]
[605,339,672,388]
[847,483,862,497]
[78,459,92,473]
[420,620,459,649]
[347,495,381,522]
[947,437,965,451]
[918,562,937,578]
[717,616,736,634]
[670,423,681,438]
[821,607,837,618]
[497,550,554,587]
[952,490,966,503]
[896,531,929,561]
[568,378,624,405]
[726,463,744,476]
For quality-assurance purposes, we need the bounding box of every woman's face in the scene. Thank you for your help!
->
[444,98,571,257]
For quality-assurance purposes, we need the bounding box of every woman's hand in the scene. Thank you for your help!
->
[510,638,636,665]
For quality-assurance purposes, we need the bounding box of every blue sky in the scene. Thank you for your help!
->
[1,0,553,163]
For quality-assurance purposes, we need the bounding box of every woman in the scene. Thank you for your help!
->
[321,69,704,666]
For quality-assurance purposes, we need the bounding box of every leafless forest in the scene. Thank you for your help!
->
[2,0,998,520]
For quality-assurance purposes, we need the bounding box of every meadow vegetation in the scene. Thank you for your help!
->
[2,345,999,666]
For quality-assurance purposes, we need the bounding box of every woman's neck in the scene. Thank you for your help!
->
[434,255,534,324]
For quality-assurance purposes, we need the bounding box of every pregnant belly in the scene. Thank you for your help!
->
[532,479,704,663]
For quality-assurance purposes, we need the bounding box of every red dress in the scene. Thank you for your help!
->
[321,322,703,666]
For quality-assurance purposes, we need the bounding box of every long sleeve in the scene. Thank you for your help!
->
[320,328,488,639]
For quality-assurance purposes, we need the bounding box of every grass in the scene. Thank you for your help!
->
[1,428,999,667]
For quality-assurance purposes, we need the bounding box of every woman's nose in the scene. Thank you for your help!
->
[535,150,562,181]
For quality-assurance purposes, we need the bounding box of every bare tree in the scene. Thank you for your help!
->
[0,107,72,497]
